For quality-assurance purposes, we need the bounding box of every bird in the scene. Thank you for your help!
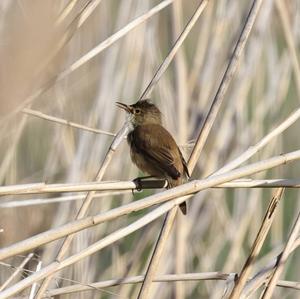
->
[116,99,190,214]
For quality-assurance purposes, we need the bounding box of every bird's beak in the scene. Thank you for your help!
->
[116,102,133,113]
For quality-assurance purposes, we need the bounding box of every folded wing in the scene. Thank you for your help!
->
[129,125,187,179]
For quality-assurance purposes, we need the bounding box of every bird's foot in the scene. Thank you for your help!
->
[133,177,143,193]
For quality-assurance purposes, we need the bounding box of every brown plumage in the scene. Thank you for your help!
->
[116,99,189,214]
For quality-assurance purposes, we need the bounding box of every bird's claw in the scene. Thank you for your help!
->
[133,177,143,193]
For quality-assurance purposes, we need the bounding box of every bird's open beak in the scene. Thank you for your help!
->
[116,102,133,113]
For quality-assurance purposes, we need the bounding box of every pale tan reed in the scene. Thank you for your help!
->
[0,1,299,298]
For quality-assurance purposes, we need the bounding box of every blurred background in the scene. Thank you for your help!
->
[0,0,300,298]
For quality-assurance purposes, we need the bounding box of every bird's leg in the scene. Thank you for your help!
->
[133,176,155,192]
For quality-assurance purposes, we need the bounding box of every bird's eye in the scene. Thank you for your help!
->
[135,108,141,114]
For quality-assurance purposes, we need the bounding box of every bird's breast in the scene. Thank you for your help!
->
[127,129,165,177]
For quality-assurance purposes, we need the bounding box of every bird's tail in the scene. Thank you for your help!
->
[179,202,187,215]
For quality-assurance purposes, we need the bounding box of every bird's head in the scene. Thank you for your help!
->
[116,99,162,126]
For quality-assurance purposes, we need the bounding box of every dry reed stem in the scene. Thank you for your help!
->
[55,0,78,26]
[5,178,300,197]
[217,179,300,188]
[20,108,198,145]
[1,2,298,297]
[0,181,136,195]
[137,207,178,299]
[228,188,284,299]
[0,150,299,264]
[3,178,300,208]
[43,274,300,297]
[45,272,228,297]
[172,0,189,296]
[34,2,179,296]
[23,108,116,136]
[241,237,300,298]
[2,6,210,294]
[57,0,173,81]
[0,195,297,299]
[260,210,300,299]
[213,107,300,176]
[136,1,209,296]
[276,280,300,291]
[28,260,42,299]
[35,0,186,294]
[188,2,213,94]
[0,253,34,292]
[138,0,208,101]
[0,0,172,126]
[0,195,189,298]
[74,0,103,29]
[0,116,27,182]
[34,123,130,297]
[140,0,264,296]
[106,1,209,297]
[1,0,104,125]
[4,178,300,197]
[45,272,230,297]
[275,0,300,99]
[0,190,132,208]
[0,150,298,297]
[0,259,113,298]
[0,151,300,298]
[220,150,277,278]
[1,4,298,298]
[188,0,264,172]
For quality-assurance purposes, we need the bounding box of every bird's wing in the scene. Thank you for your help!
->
[130,125,182,179]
